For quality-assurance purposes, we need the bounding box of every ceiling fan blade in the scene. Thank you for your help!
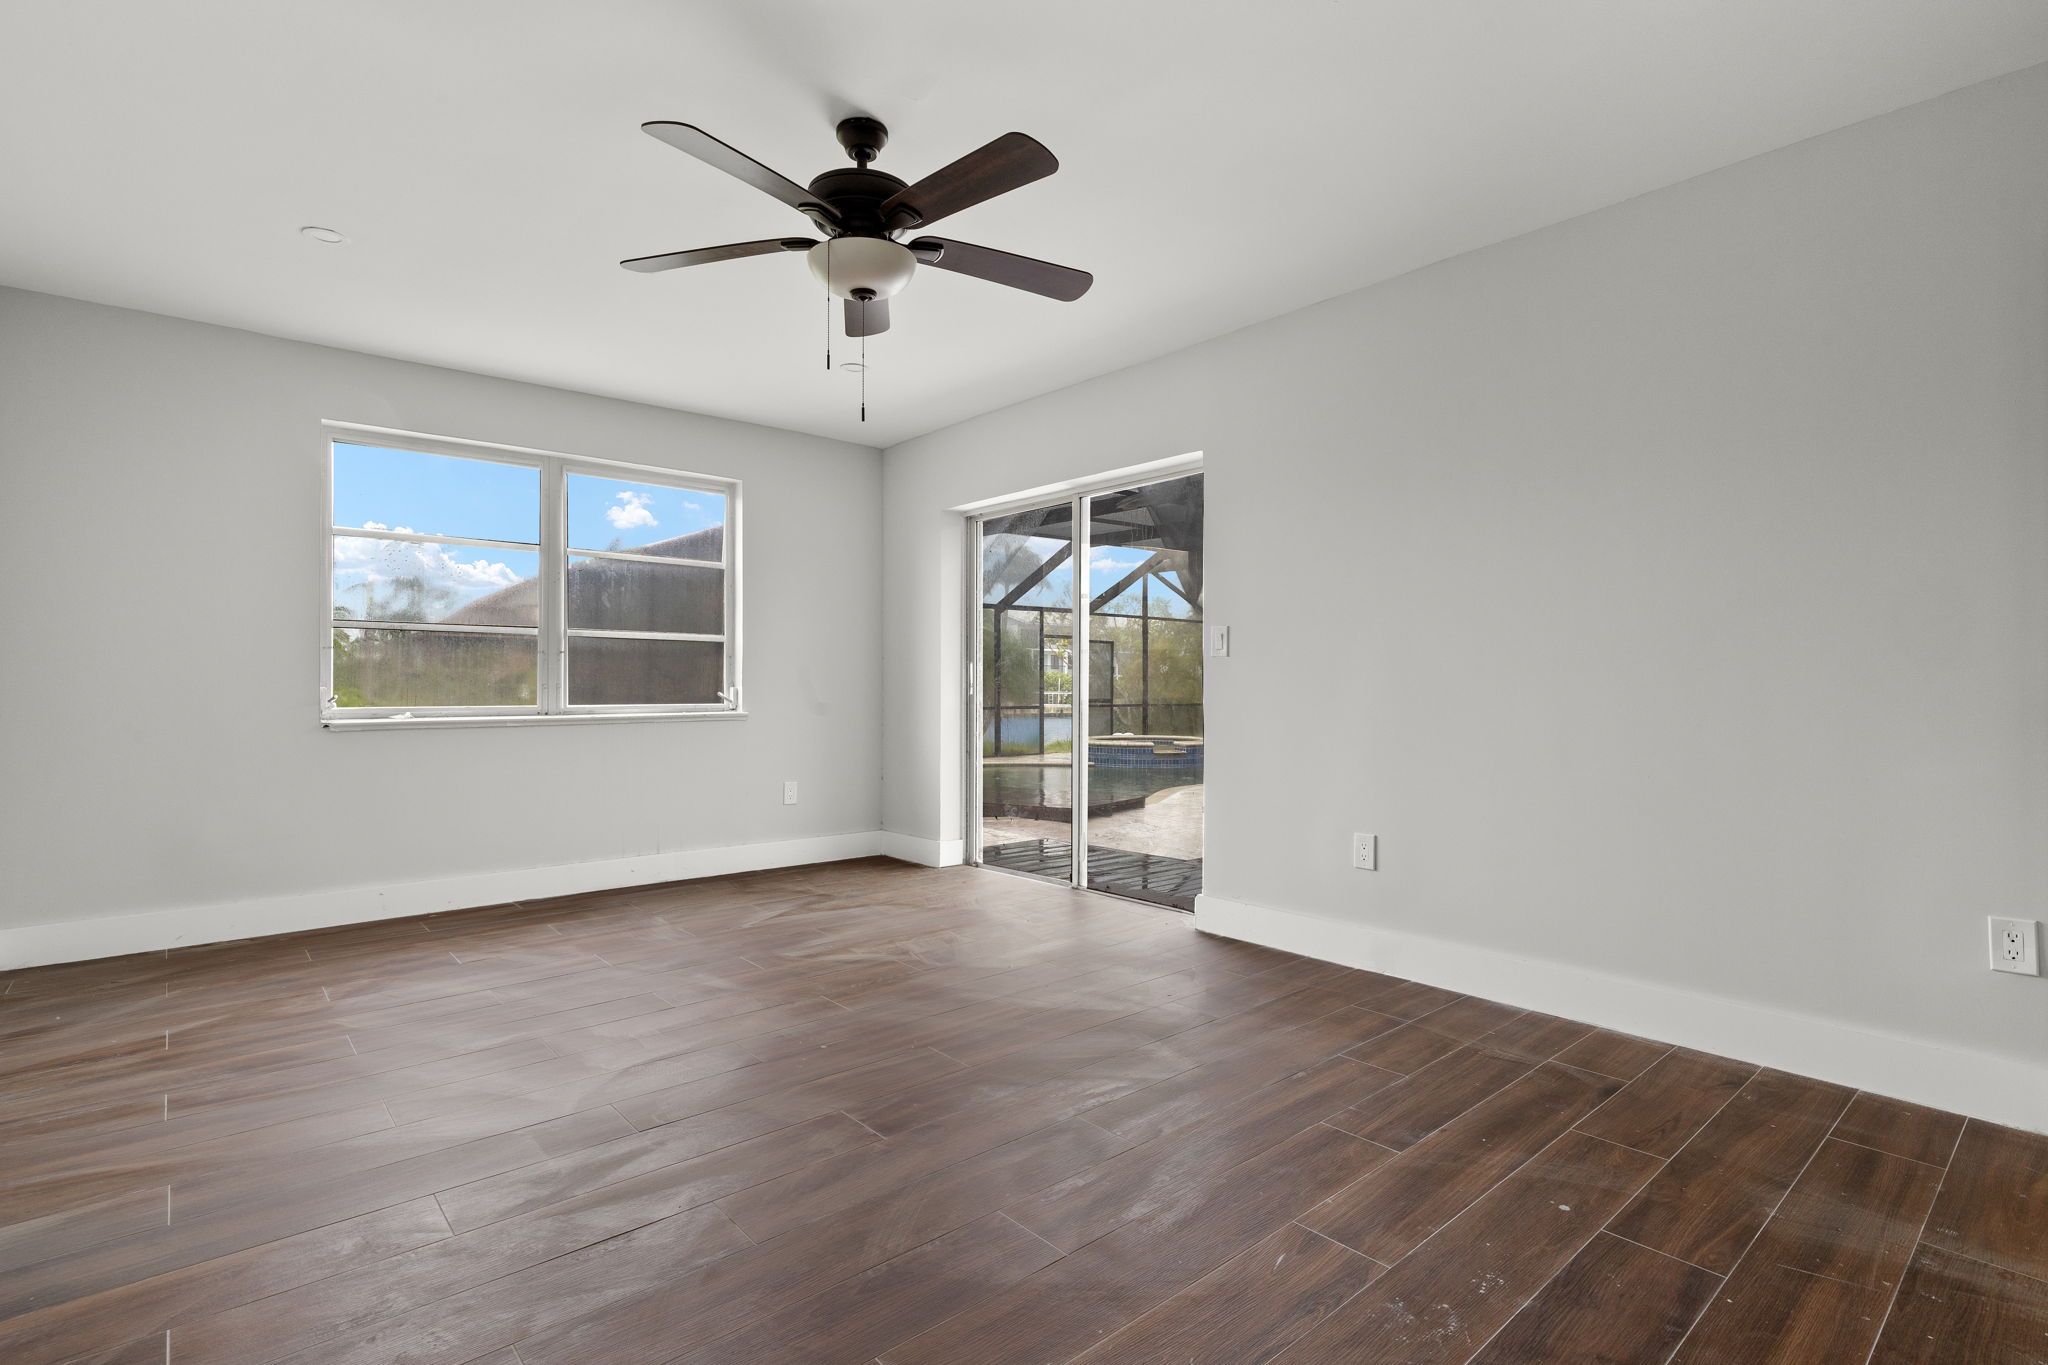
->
[844,296,890,337]
[881,132,1057,231]
[908,237,1092,301]
[642,122,836,226]
[620,238,815,273]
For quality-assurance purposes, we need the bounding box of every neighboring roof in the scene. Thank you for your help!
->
[440,526,723,627]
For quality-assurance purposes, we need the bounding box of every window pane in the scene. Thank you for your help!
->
[568,474,725,556]
[331,628,536,708]
[332,444,539,544]
[566,637,723,706]
[567,556,723,635]
[333,537,539,626]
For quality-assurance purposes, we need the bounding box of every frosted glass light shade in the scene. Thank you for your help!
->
[808,237,916,300]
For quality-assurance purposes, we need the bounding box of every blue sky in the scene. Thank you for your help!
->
[331,443,725,622]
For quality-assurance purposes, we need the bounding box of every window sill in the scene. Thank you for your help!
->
[322,710,748,732]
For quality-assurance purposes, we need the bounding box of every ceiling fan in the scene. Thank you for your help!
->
[620,117,1092,337]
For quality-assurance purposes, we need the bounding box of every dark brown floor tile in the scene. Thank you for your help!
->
[1468,1231,1721,1365]
[1,1106,622,1320]
[1867,1243,2048,1365]
[0,1184,169,1276]
[435,1099,878,1233]
[1339,1020,1465,1074]
[1576,1047,1756,1157]
[1668,1262,1889,1364]
[714,1067,1148,1244]
[1834,1092,1965,1168]
[1327,1043,1534,1150]
[1070,1221,1383,1364]
[841,1004,1210,1137]
[0,1199,452,1365]
[668,1211,1062,1364]
[169,1112,873,1363]
[1136,986,1359,1064]
[1551,1027,1671,1081]
[1606,1068,1854,1274]
[1409,994,1526,1041]
[877,1123,1390,1365]
[1301,1064,1622,1263]
[1074,1028,1359,1146]
[1345,974,1464,1020]
[1470,1009,1597,1063]
[514,1112,1136,1365]
[1006,1055,1390,1251]
[49,1331,169,1365]
[1663,1135,1940,1363]
[255,1199,752,1365]
[1278,1004,1409,1059]
[1654,1129,1941,1365]
[1279,1132,1662,1363]
[1923,1120,2048,1281]
[1744,1137,1942,1289]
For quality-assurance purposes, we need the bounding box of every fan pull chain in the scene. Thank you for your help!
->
[860,317,867,423]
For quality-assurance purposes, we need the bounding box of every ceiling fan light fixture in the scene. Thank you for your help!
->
[808,237,915,301]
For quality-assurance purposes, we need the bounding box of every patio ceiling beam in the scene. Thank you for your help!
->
[1088,551,1171,613]
[1151,568,1195,609]
[993,542,1073,611]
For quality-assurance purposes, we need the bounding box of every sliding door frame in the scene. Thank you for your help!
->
[962,455,1203,883]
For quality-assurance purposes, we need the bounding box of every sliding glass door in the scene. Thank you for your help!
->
[972,473,1204,910]
[975,500,1080,882]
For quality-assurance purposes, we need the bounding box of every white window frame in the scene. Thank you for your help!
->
[321,421,743,731]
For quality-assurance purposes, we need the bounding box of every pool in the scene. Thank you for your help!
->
[982,753,1202,821]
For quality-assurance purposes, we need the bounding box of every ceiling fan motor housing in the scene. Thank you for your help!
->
[806,167,909,236]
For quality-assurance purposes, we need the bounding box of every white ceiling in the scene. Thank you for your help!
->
[5,1,2047,447]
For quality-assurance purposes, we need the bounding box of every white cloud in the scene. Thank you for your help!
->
[605,491,658,531]
[332,537,526,614]
[1091,549,1147,577]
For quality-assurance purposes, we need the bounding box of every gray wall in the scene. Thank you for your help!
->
[882,64,2048,1066]
[0,288,882,932]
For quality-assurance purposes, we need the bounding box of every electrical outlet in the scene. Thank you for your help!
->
[782,780,799,806]
[1989,917,2040,976]
[1351,833,1376,871]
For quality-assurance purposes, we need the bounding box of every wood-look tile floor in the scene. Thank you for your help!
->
[2,857,2042,1365]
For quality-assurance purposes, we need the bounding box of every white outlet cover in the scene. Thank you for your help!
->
[1989,916,2040,976]
[1352,833,1376,871]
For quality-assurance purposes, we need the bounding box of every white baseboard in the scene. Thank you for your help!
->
[877,832,966,867]
[1195,892,2048,1136]
[0,832,887,970]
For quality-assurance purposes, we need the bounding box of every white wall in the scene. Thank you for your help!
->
[0,288,883,963]
[882,65,2048,1123]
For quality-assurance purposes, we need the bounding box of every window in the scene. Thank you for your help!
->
[324,425,739,727]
